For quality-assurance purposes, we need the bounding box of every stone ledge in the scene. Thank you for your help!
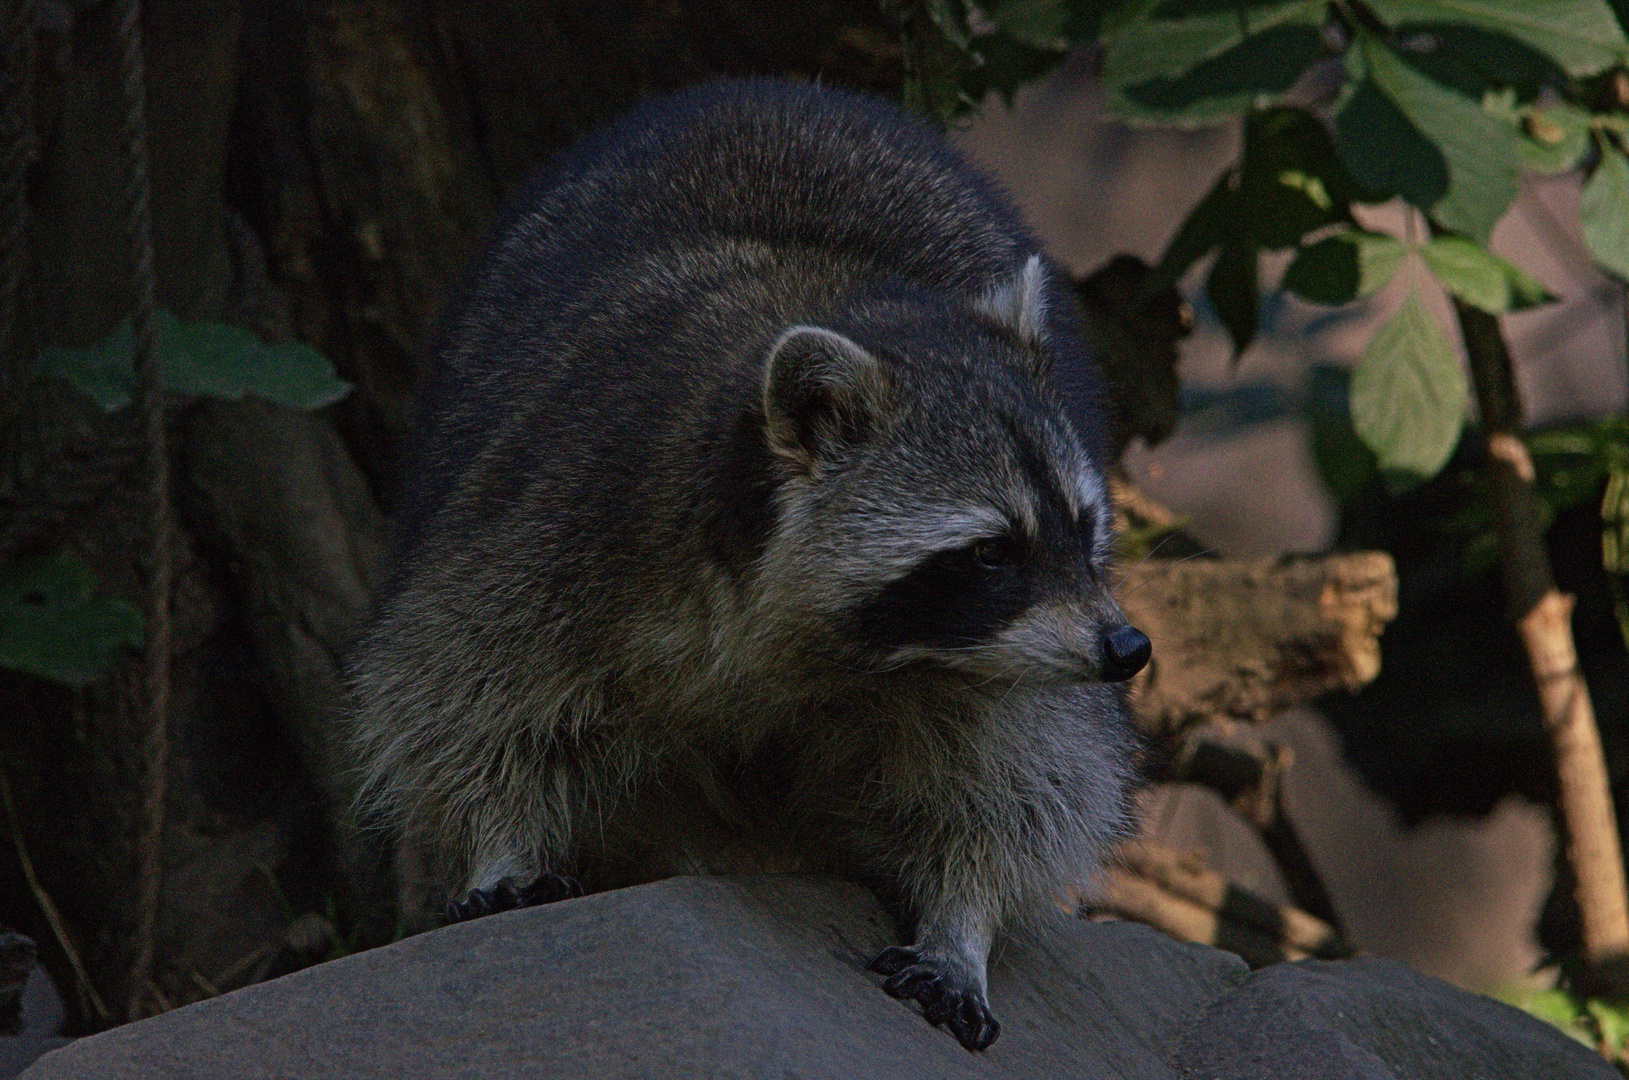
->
[22,875,1612,1080]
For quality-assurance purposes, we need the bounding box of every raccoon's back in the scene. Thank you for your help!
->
[460,76,1036,362]
[398,81,1054,550]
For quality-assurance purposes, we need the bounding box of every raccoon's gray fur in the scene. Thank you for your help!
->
[347,78,1149,1052]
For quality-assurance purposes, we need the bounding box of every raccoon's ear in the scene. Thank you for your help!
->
[762,325,888,473]
[975,253,1051,376]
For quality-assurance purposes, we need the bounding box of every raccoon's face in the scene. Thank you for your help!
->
[756,257,1151,688]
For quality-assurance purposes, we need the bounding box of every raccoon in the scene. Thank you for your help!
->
[347,78,1150,1052]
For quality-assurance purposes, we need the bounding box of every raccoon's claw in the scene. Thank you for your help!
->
[444,882,512,923]
[444,873,582,924]
[869,946,1002,1051]
[516,872,583,906]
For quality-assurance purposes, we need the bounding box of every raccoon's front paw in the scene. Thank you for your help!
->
[444,872,583,923]
[869,945,1001,1051]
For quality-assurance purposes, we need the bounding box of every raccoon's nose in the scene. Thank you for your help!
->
[1100,625,1151,682]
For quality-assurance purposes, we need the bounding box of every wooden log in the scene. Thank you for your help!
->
[1117,552,1398,736]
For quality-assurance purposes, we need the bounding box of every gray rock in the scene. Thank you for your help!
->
[18,967,64,1038]
[1171,957,1608,1080]
[0,935,67,1080]
[0,933,32,1033]
[1,1037,71,1080]
[20,875,1613,1079]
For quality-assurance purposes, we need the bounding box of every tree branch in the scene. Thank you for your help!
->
[1454,299,1629,966]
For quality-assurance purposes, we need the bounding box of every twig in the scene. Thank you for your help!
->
[1091,862,1314,968]
[0,772,111,1022]
[187,969,222,999]
[142,976,172,1013]
[1117,839,1348,958]
[1455,300,1629,966]
[210,942,277,989]
[112,0,172,1022]
[1166,730,1346,935]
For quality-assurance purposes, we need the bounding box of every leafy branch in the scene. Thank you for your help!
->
[1086,0,1629,978]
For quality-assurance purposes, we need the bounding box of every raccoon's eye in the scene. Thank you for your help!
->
[971,536,1018,570]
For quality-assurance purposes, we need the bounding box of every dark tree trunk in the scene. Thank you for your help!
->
[1,0,901,1032]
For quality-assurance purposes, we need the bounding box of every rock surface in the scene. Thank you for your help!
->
[21,875,1614,1079]
[1,960,69,1080]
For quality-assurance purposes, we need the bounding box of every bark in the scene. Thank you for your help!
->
[1117,552,1398,737]
[184,396,394,927]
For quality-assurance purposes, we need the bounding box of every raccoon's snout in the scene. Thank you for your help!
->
[1100,625,1151,682]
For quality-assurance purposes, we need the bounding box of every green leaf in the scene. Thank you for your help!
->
[1517,101,1597,172]
[1419,235,1555,312]
[986,0,1069,43]
[1147,169,1238,294]
[1605,465,1629,576]
[1054,0,1122,38]
[0,552,143,687]
[1335,38,1520,243]
[37,310,352,412]
[1350,289,1469,485]
[1101,0,1326,123]
[38,320,146,410]
[1511,989,1591,1042]
[1365,0,1629,77]
[1527,417,1629,520]
[925,0,975,50]
[1207,240,1260,357]
[1282,230,1409,303]
[1241,108,1361,247]
[1587,998,1629,1057]
[1390,25,1562,105]
[1305,364,1382,501]
[1581,141,1629,280]
[962,32,1070,107]
[1117,24,1325,124]
[1334,75,1450,210]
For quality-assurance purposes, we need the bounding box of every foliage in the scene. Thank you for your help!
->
[1529,417,1629,650]
[2,316,352,687]
[879,0,1629,637]
[1499,984,1629,1066]
[881,0,1627,503]
[0,551,143,687]
[1348,289,1468,484]
[881,0,1117,120]
[1096,0,1627,492]
[37,309,351,413]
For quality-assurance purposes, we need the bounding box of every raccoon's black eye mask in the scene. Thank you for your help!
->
[848,534,1035,653]
[970,535,1020,570]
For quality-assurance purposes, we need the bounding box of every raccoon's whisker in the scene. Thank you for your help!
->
[1113,530,1178,581]
[1111,543,1219,601]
